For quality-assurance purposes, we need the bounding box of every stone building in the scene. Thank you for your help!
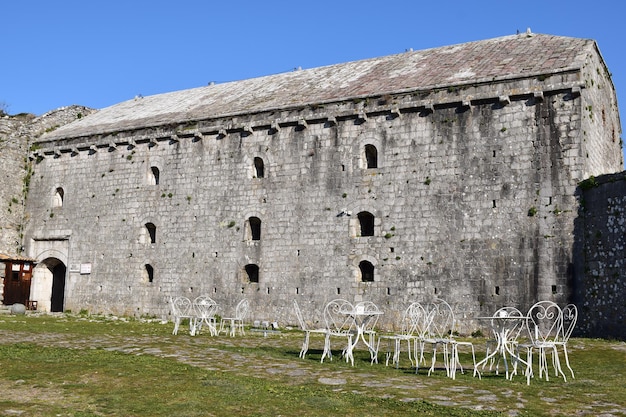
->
[10,32,624,332]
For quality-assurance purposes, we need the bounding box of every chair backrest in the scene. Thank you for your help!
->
[408,302,430,339]
[526,300,562,344]
[492,306,525,342]
[170,296,193,317]
[559,303,578,343]
[423,298,455,340]
[235,298,249,320]
[323,299,354,333]
[293,299,308,331]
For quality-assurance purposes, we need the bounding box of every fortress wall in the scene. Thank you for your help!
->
[576,172,626,339]
[23,73,616,333]
[579,47,623,178]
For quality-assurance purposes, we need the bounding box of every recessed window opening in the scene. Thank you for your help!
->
[337,288,341,295]
[248,217,262,240]
[364,144,378,169]
[296,287,300,294]
[254,157,265,178]
[551,285,558,294]
[150,166,160,185]
[357,211,375,237]
[53,187,64,208]
[245,264,259,283]
[493,150,496,157]
[266,287,270,294]
[492,200,497,208]
[145,264,154,283]
[495,286,500,295]
[387,287,391,295]
[145,223,156,244]
[359,261,375,282]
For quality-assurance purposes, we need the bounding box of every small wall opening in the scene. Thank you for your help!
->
[150,166,160,185]
[359,260,375,282]
[144,264,154,283]
[245,264,259,283]
[248,217,261,241]
[53,187,64,208]
[357,211,375,237]
[254,157,265,178]
[145,223,156,244]
[364,144,378,169]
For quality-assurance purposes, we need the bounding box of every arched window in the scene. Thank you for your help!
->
[364,144,378,169]
[247,217,261,241]
[145,223,156,244]
[144,264,154,283]
[53,187,64,208]
[359,261,375,282]
[253,157,265,178]
[150,166,160,185]
[245,264,259,283]
[357,211,375,237]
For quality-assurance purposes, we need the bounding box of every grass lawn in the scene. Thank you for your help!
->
[0,313,624,417]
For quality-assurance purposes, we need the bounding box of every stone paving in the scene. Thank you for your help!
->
[0,321,624,417]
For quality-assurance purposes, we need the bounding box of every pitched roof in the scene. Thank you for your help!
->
[42,33,595,141]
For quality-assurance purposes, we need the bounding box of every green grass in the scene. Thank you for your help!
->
[0,314,624,417]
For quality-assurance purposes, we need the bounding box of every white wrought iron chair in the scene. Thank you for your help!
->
[320,299,355,364]
[192,296,219,336]
[377,302,422,368]
[519,300,563,384]
[422,298,477,379]
[553,303,577,380]
[220,298,249,337]
[169,296,195,335]
[293,299,327,359]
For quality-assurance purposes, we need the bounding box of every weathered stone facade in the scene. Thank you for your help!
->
[574,173,626,339]
[5,33,624,334]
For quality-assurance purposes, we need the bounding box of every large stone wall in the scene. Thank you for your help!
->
[21,68,622,332]
[574,172,626,339]
[0,107,95,255]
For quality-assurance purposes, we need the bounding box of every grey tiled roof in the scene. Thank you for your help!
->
[43,33,595,141]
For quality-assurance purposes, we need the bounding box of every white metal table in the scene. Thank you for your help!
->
[474,313,528,380]
[340,304,383,366]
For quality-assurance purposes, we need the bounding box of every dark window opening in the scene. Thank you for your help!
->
[359,261,375,282]
[11,271,19,282]
[151,166,160,185]
[365,144,378,169]
[145,223,156,244]
[249,217,261,240]
[145,264,154,283]
[245,264,259,283]
[495,286,500,295]
[254,157,265,178]
[357,211,375,237]
[552,285,558,294]
[53,187,64,208]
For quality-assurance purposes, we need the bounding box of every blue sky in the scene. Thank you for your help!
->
[1,1,624,157]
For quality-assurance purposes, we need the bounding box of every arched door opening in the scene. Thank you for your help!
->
[50,262,66,312]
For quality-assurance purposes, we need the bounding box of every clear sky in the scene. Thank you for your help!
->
[1,1,624,152]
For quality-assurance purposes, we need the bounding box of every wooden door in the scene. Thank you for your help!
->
[3,262,32,305]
